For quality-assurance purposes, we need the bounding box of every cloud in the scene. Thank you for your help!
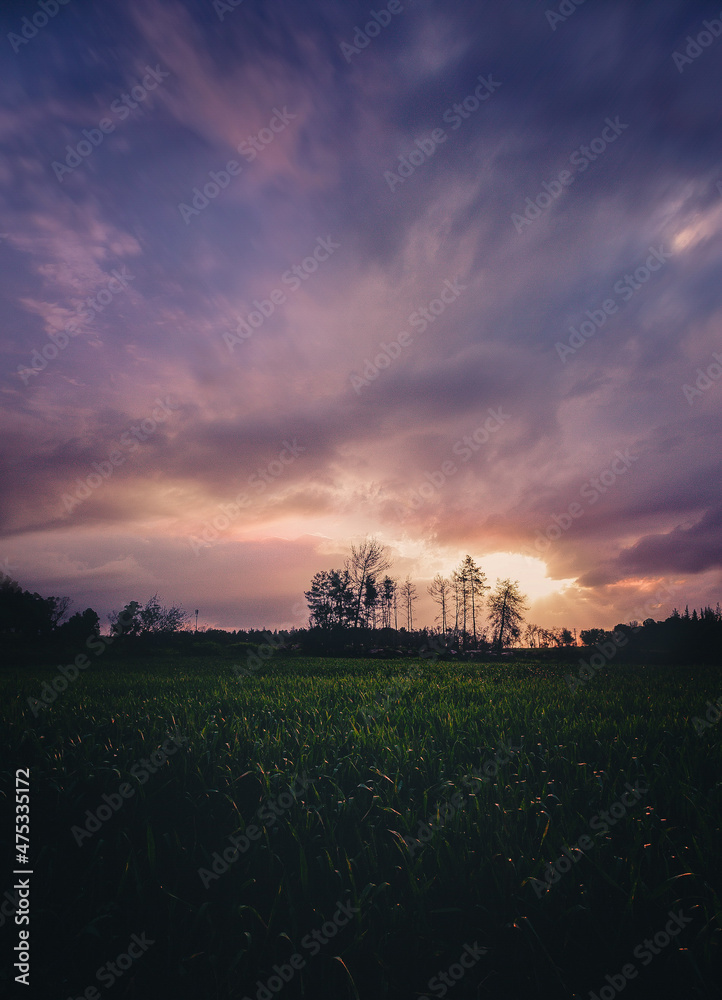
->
[1,0,721,629]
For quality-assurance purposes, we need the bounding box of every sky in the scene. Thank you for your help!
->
[1,0,722,633]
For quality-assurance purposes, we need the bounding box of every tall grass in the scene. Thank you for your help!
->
[1,657,720,998]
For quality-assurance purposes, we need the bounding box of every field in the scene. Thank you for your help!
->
[2,656,721,999]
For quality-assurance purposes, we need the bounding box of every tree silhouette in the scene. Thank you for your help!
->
[347,538,391,628]
[0,573,70,639]
[363,574,379,627]
[108,595,188,635]
[380,576,397,629]
[401,577,418,631]
[487,578,528,653]
[458,555,488,642]
[580,628,607,646]
[427,574,452,632]
[304,569,354,627]
[55,608,100,642]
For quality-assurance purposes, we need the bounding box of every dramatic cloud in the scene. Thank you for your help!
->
[1,0,721,629]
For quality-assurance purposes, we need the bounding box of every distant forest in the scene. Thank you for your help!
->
[2,538,721,665]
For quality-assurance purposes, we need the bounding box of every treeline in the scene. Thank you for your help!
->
[0,578,197,647]
[575,607,722,664]
[2,566,720,664]
[0,573,100,644]
[304,539,528,653]
[0,574,302,664]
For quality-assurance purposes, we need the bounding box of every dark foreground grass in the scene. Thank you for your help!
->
[1,656,721,999]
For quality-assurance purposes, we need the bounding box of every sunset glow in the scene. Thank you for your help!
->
[2,0,721,632]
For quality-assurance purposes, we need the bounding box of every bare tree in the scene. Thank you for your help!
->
[346,537,391,629]
[400,577,418,631]
[108,595,189,635]
[452,568,465,637]
[427,574,452,632]
[539,628,554,648]
[452,565,468,641]
[548,627,563,647]
[524,623,542,648]
[49,595,73,628]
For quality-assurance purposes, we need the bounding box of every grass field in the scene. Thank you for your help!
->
[2,656,721,999]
